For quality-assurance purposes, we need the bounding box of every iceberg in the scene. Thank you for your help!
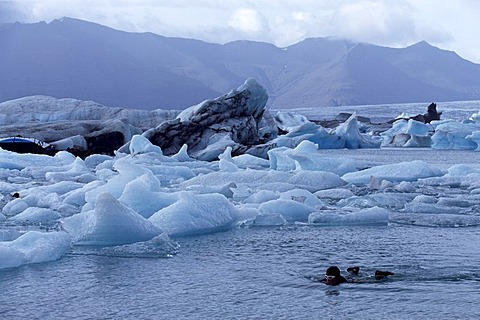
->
[0,231,71,269]
[308,207,390,226]
[258,199,315,222]
[431,121,480,150]
[342,160,445,185]
[149,192,242,237]
[62,192,161,246]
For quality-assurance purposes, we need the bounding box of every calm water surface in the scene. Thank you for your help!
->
[1,224,480,319]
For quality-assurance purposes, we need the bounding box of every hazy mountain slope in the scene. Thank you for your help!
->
[1,18,479,110]
[383,41,480,95]
[0,18,222,109]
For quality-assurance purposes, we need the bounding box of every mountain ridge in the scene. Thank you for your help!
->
[1,17,479,110]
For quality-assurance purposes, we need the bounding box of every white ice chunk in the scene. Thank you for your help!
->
[274,112,311,132]
[447,164,480,176]
[252,213,287,226]
[0,231,71,269]
[314,188,355,200]
[258,199,315,222]
[83,155,112,170]
[45,157,96,183]
[129,134,162,155]
[184,182,236,198]
[279,188,323,209]
[436,197,471,208]
[62,188,87,207]
[85,158,154,203]
[403,135,432,148]
[288,171,346,192]
[465,131,480,150]
[9,207,61,223]
[149,192,241,237]
[99,233,179,258]
[403,202,461,214]
[368,176,395,190]
[231,154,270,169]
[334,113,382,149]
[219,159,239,172]
[412,194,438,204]
[338,193,413,210]
[308,207,389,225]
[119,175,178,218]
[170,144,194,162]
[218,147,239,172]
[432,121,480,150]
[342,160,444,185]
[406,119,433,136]
[268,141,368,175]
[244,190,279,204]
[2,198,29,216]
[395,181,416,193]
[49,135,87,151]
[191,135,237,161]
[62,192,161,246]
[390,213,480,227]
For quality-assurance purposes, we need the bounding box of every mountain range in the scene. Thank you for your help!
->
[1,17,479,110]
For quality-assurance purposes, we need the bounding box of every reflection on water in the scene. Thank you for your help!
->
[1,225,480,319]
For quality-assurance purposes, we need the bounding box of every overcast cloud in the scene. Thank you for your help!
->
[1,0,479,63]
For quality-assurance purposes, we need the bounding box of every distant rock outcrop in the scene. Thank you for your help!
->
[391,102,442,124]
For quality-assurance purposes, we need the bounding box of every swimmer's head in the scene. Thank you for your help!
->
[325,266,341,277]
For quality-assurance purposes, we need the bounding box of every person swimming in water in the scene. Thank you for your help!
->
[320,266,394,285]
[321,266,348,286]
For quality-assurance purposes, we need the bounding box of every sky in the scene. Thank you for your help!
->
[1,0,479,63]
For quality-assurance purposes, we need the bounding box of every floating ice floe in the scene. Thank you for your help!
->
[268,140,370,175]
[342,160,445,185]
[432,120,480,150]
[308,207,390,226]
[0,231,71,269]
[149,192,242,237]
[3,80,480,271]
[97,233,180,258]
[390,213,480,228]
[62,192,161,246]
[381,119,434,147]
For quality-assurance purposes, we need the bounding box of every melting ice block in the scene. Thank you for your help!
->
[9,207,61,223]
[308,207,389,225]
[149,192,241,237]
[268,140,369,175]
[258,199,315,222]
[119,174,178,218]
[0,231,71,269]
[129,134,162,155]
[62,192,161,246]
[342,160,444,185]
